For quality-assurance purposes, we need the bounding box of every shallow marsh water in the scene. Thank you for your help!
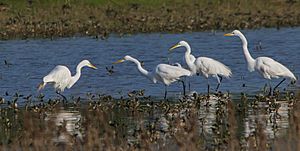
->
[0,27,299,100]
[0,28,300,150]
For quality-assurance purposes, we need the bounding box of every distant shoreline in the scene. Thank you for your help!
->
[1,0,300,40]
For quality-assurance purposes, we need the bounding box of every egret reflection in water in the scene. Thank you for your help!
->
[45,110,83,144]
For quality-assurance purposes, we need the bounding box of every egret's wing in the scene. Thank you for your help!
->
[196,57,232,78]
[43,65,70,82]
[43,65,72,90]
[156,64,191,80]
[258,57,296,80]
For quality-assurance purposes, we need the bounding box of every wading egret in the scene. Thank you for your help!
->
[169,41,232,95]
[38,60,97,100]
[113,55,191,99]
[224,30,297,94]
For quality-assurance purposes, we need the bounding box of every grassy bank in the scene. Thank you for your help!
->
[1,0,300,39]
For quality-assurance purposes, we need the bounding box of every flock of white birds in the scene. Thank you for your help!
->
[38,30,297,99]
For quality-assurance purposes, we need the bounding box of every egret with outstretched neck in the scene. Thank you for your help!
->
[169,41,232,95]
[38,60,97,100]
[113,55,191,99]
[224,30,297,95]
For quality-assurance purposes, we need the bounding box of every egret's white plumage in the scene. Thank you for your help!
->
[188,54,196,64]
[169,41,232,91]
[173,62,182,68]
[224,30,297,82]
[155,63,191,85]
[114,55,191,98]
[38,60,97,92]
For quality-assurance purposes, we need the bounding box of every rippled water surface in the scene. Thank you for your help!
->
[0,28,299,99]
[0,28,300,150]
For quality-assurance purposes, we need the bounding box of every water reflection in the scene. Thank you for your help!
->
[44,97,293,148]
[198,95,219,136]
[45,109,83,144]
[243,100,290,139]
[0,94,296,149]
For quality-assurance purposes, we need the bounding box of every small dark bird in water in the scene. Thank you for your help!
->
[106,66,114,75]
[4,60,12,67]
[255,40,262,51]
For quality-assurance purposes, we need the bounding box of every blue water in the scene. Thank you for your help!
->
[0,28,299,99]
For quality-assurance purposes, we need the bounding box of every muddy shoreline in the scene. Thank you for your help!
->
[1,0,300,40]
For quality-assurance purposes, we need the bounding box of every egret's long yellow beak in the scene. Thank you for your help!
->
[169,44,181,52]
[113,59,125,64]
[88,63,97,69]
[224,33,234,36]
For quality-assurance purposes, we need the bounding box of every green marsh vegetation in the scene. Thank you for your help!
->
[1,0,300,39]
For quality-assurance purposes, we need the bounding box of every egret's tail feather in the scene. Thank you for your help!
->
[211,60,232,78]
[37,82,46,91]
[220,65,232,79]
[291,74,297,82]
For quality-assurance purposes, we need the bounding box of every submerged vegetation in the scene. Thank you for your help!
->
[1,0,300,39]
[0,90,299,150]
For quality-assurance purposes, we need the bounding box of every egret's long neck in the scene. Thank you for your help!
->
[183,43,196,72]
[68,62,84,88]
[238,33,255,70]
[128,57,153,80]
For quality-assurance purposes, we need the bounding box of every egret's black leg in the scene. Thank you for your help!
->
[207,79,210,97]
[56,91,67,102]
[215,76,223,92]
[164,85,167,100]
[273,78,286,94]
[180,80,186,96]
[268,81,272,96]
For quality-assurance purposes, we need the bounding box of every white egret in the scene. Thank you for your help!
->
[113,55,191,99]
[224,30,297,95]
[169,41,232,95]
[38,60,97,100]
